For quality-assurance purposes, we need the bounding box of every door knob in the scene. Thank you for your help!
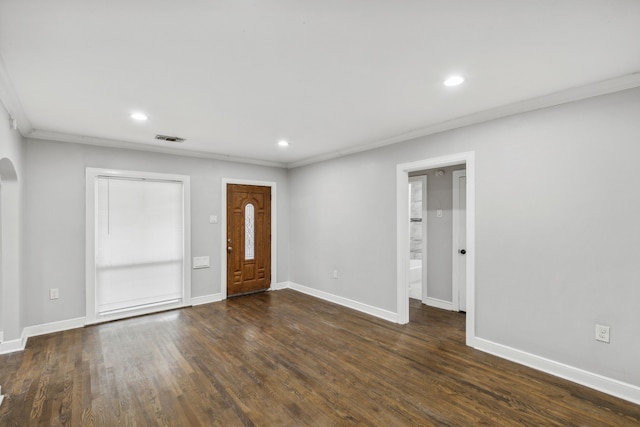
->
[228,246,233,252]
[459,249,466,255]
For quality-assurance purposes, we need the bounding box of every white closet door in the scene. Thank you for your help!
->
[96,177,183,315]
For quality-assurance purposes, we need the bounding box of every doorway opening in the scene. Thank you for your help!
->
[408,166,466,316]
[396,152,476,347]
[0,157,19,347]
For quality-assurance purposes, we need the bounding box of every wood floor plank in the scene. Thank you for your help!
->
[1,289,639,426]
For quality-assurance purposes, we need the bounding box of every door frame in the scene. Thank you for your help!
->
[221,178,277,300]
[396,151,476,347]
[452,169,466,312]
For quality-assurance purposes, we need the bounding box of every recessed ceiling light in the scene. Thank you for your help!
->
[130,112,148,121]
[278,140,289,147]
[444,76,465,87]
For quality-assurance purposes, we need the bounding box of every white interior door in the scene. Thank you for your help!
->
[453,170,467,312]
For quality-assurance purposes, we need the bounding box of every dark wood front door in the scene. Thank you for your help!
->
[227,184,271,297]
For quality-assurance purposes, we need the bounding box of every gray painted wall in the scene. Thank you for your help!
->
[22,139,289,326]
[289,87,640,387]
[0,105,24,341]
[289,153,397,309]
[12,86,640,390]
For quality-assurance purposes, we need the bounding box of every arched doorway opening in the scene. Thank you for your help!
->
[0,157,20,348]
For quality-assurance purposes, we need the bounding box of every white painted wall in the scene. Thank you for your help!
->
[288,87,640,388]
[0,103,24,344]
[22,139,289,327]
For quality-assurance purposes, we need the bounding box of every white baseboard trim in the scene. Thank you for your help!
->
[0,337,25,354]
[474,337,640,405]
[191,293,223,306]
[424,297,454,311]
[288,282,398,323]
[271,281,293,291]
[23,317,87,340]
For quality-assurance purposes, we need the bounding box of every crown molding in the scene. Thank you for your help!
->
[27,130,287,168]
[286,72,640,169]
[5,58,639,170]
[0,52,33,135]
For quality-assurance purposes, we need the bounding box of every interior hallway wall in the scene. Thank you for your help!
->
[22,139,289,327]
[288,87,640,388]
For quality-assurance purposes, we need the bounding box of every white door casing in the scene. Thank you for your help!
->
[396,151,475,348]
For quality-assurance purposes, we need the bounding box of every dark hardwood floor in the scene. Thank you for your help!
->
[0,290,638,426]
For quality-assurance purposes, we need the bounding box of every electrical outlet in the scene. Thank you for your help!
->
[333,270,339,279]
[595,324,610,343]
[49,288,59,300]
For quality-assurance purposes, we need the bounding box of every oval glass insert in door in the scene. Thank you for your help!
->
[245,203,255,260]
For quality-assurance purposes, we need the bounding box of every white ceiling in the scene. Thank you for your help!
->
[1,0,639,167]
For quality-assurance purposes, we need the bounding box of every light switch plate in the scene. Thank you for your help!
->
[209,215,218,224]
[193,256,210,269]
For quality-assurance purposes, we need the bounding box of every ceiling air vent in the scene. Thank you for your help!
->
[155,134,185,143]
